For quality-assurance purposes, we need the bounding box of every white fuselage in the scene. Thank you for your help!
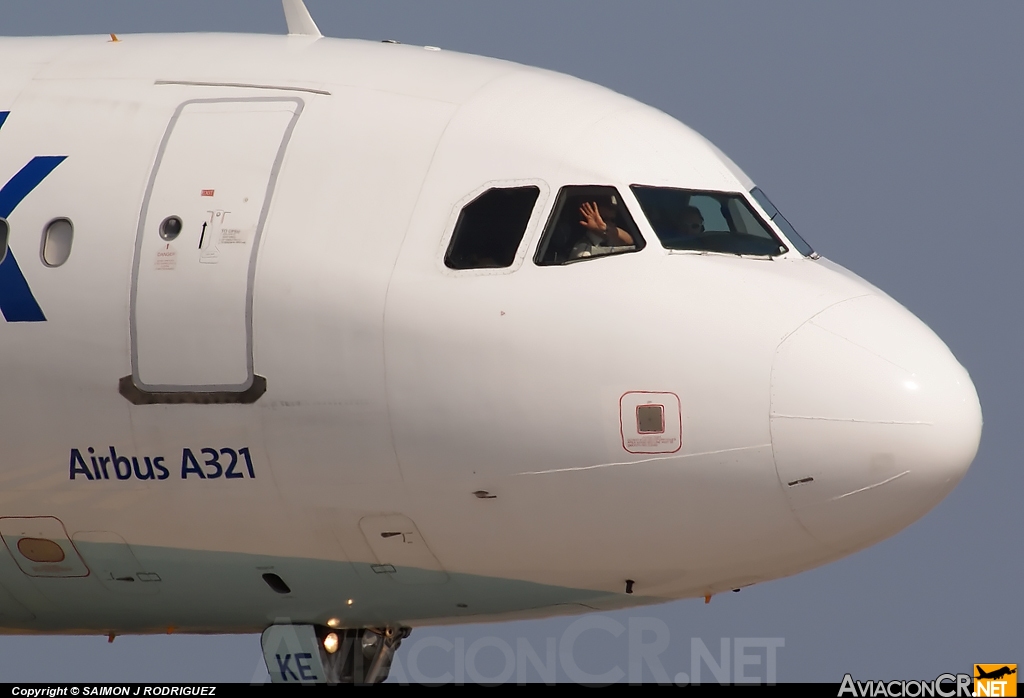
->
[0,33,980,634]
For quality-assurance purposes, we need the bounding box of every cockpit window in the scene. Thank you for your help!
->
[535,186,644,266]
[445,186,540,269]
[749,187,815,257]
[631,186,788,257]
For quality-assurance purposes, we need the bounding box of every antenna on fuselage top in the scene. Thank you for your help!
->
[282,0,322,38]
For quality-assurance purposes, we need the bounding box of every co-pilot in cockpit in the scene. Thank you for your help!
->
[630,186,788,257]
[444,181,815,271]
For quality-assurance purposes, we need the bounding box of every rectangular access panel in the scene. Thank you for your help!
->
[0,516,89,578]
[123,98,302,403]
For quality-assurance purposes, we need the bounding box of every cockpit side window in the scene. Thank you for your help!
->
[444,186,540,270]
[534,186,644,266]
[749,187,815,257]
[631,185,788,257]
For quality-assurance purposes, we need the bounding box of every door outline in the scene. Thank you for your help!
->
[0,515,91,578]
[121,97,303,404]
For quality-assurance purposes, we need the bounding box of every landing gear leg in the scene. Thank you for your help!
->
[365,626,408,683]
[316,626,411,684]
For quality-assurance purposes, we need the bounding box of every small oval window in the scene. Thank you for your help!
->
[159,216,183,241]
[0,218,9,265]
[17,537,65,563]
[41,218,74,267]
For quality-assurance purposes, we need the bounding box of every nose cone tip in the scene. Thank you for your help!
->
[771,294,981,548]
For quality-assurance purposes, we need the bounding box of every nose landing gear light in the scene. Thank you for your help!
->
[262,623,410,684]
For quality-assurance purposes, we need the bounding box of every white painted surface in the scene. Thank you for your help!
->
[0,32,982,633]
[134,99,298,390]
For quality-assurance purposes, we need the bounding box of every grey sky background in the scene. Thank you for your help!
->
[0,0,1019,683]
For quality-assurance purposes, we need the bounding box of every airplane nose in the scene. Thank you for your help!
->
[770,294,982,548]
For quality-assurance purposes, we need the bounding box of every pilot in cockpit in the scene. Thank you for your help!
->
[569,197,635,259]
[677,206,705,238]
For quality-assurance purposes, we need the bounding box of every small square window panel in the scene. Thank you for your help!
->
[636,404,665,434]
[620,392,681,454]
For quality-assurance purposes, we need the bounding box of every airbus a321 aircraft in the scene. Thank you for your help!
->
[0,1,981,683]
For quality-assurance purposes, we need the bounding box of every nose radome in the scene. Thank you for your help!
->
[770,294,982,549]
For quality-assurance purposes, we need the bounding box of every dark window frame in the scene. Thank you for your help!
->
[630,184,789,258]
[534,184,646,266]
[749,186,816,258]
[443,185,541,271]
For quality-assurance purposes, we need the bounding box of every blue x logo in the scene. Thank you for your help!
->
[0,110,66,322]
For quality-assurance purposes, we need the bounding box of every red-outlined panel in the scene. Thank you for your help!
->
[0,516,90,578]
[620,391,682,454]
